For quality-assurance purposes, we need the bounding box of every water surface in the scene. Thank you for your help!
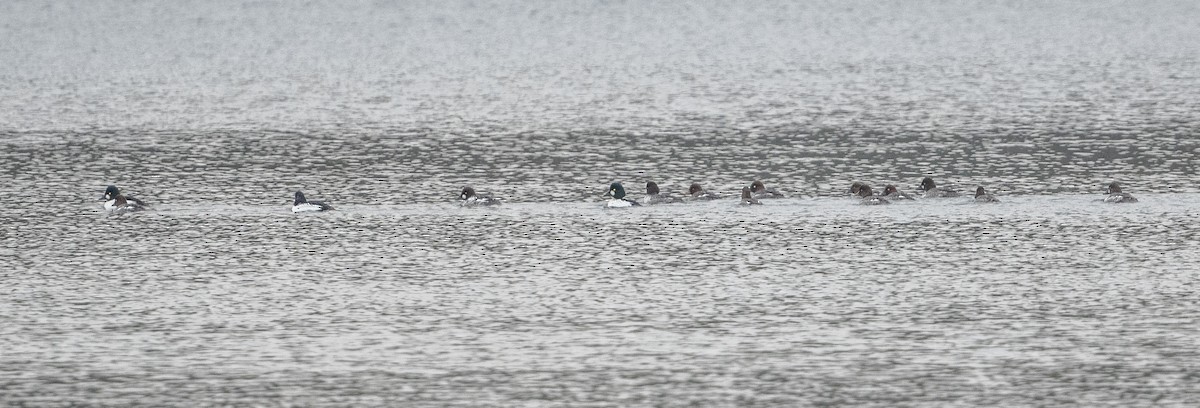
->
[2,0,1199,406]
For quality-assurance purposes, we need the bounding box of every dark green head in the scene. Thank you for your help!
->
[606,182,627,199]
[102,185,120,201]
[460,187,477,200]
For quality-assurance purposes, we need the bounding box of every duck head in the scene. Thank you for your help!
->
[460,187,477,200]
[858,185,874,197]
[850,182,864,195]
[646,181,661,195]
[606,182,627,199]
[750,180,767,194]
[920,177,936,191]
[101,185,120,201]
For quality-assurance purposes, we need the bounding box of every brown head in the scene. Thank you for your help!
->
[858,185,874,197]
[850,182,864,195]
[646,181,661,195]
[750,180,767,194]
[920,177,936,191]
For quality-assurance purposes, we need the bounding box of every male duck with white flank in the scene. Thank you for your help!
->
[1104,182,1138,203]
[604,182,640,207]
[750,180,785,199]
[101,185,146,213]
[857,185,890,205]
[740,186,762,205]
[919,177,960,198]
[974,186,1000,203]
[459,186,501,207]
[687,183,721,200]
[642,181,682,205]
[293,191,333,213]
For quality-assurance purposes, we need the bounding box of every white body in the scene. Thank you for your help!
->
[606,199,635,208]
[292,203,327,213]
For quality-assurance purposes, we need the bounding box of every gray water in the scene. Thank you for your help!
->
[3,1,1200,406]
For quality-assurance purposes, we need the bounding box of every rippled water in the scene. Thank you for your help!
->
[3,0,1200,406]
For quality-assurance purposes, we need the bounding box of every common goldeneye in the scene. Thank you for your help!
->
[1104,182,1138,203]
[100,185,146,213]
[459,186,501,207]
[687,183,721,200]
[849,182,865,197]
[293,191,333,213]
[974,186,1000,203]
[750,180,785,199]
[641,181,682,205]
[857,185,890,205]
[881,184,915,200]
[919,177,960,198]
[740,186,762,205]
[604,182,640,207]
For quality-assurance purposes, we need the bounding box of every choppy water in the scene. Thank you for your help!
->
[3,0,1200,406]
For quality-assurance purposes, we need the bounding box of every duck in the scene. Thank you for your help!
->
[750,180,785,199]
[1104,182,1138,203]
[974,186,1000,203]
[740,186,762,205]
[857,185,890,205]
[919,177,960,198]
[293,191,333,213]
[604,182,640,207]
[100,185,146,213]
[849,182,866,197]
[459,186,501,207]
[641,181,682,205]
[687,183,721,200]
[881,184,915,200]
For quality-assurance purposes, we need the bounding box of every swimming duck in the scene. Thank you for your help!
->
[919,177,960,198]
[849,182,866,197]
[687,183,721,200]
[604,182,640,207]
[100,185,146,213]
[974,186,1000,203]
[750,180,785,199]
[1104,182,1138,203]
[881,184,915,200]
[740,187,762,205]
[459,186,501,207]
[293,191,333,213]
[641,181,682,205]
[857,185,890,205]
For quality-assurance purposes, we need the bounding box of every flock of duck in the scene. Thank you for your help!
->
[100,178,1139,214]
[596,178,1137,207]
